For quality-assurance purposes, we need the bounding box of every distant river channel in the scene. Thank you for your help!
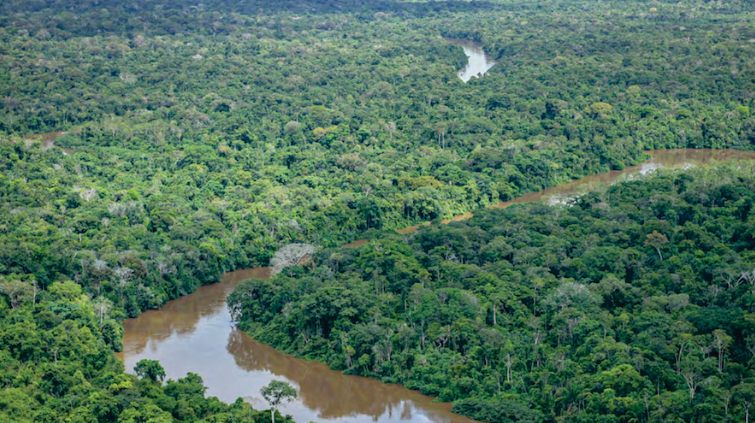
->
[22,131,74,155]
[118,149,755,423]
[445,38,496,82]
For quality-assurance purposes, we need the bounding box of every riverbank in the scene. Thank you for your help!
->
[227,161,755,423]
[119,149,755,423]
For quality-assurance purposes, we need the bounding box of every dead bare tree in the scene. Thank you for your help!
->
[114,267,134,301]
[92,296,113,327]
[79,188,98,202]
[0,280,32,309]
[270,243,317,276]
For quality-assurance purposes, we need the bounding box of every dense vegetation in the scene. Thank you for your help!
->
[230,165,755,423]
[2,0,754,315]
[2,0,755,317]
[0,279,296,422]
[1,0,755,421]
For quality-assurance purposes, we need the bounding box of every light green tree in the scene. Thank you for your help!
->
[645,231,668,260]
[260,380,297,423]
[0,280,32,309]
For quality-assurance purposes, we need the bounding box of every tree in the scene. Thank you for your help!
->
[645,231,668,260]
[712,329,733,373]
[260,380,297,423]
[31,280,39,307]
[434,121,448,149]
[734,384,755,423]
[270,243,317,276]
[589,102,613,117]
[49,281,83,301]
[114,266,134,301]
[680,356,709,403]
[92,296,113,327]
[452,397,545,423]
[283,121,304,145]
[79,187,98,202]
[243,396,262,423]
[0,280,32,309]
[385,121,396,140]
[135,359,166,383]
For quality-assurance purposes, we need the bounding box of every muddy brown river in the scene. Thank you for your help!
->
[119,149,755,423]
[23,130,74,154]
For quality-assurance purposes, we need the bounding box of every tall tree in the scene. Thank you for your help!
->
[260,380,297,423]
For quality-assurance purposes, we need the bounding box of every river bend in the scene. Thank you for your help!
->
[119,149,755,423]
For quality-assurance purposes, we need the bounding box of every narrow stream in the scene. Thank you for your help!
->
[119,149,755,423]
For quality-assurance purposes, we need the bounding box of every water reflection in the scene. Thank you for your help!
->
[227,330,466,423]
[120,149,755,423]
[23,131,74,155]
[120,267,474,423]
[446,39,496,82]
[120,268,269,357]
[444,149,755,223]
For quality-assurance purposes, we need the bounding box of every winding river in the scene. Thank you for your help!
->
[119,149,755,423]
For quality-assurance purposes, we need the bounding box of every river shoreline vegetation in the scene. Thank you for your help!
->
[230,164,755,423]
[0,280,299,422]
[0,0,754,421]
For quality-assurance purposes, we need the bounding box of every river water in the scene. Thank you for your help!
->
[119,148,755,423]
[120,267,474,423]
[446,39,496,83]
[22,131,73,155]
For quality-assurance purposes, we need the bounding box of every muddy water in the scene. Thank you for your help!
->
[23,131,73,154]
[120,267,474,423]
[120,148,755,423]
[397,148,755,233]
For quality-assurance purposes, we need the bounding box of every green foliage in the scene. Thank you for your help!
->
[260,380,297,409]
[2,0,755,320]
[260,380,297,423]
[230,164,755,423]
[0,290,299,422]
[2,0,755,421]
[134,359,166,383]
[452,398,544,423]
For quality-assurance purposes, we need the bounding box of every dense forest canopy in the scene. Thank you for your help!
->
[0,279,300,422]
[1,0,755,421]
[230,164,755,423]
[2,0,754,314]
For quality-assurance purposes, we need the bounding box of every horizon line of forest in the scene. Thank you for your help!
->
[1,0,755,422]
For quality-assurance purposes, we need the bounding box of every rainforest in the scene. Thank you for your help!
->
[1,0,755,422]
